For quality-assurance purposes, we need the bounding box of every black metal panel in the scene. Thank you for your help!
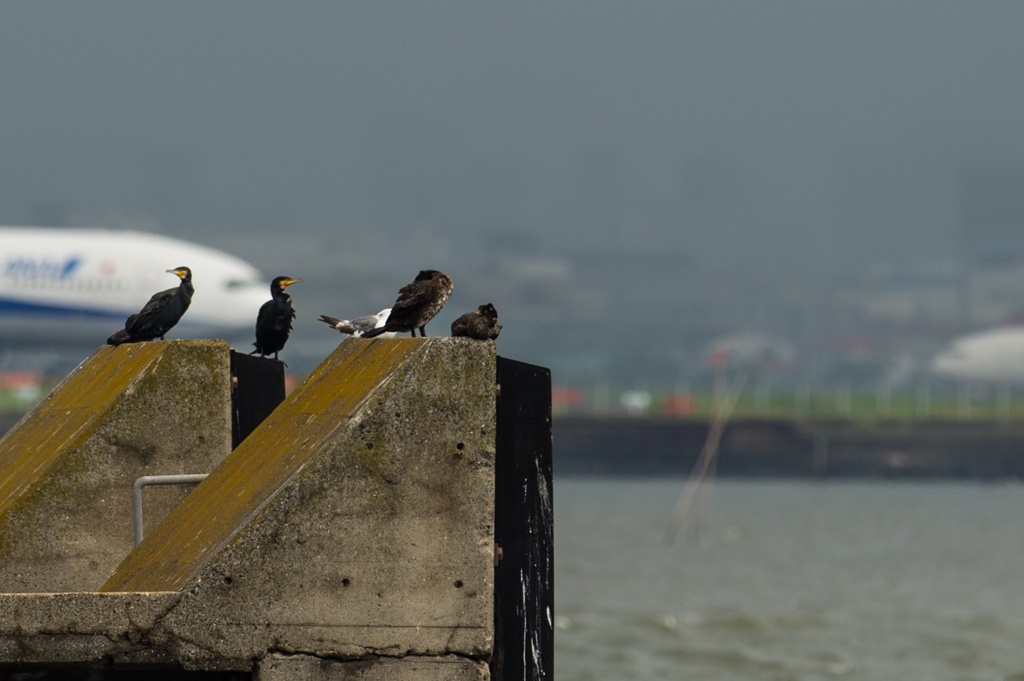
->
[493,357,553,681]
[229,351,286,449]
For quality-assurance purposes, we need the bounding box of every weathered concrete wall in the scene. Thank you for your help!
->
[0,340,233,593]
[76,337,491,672]
[0,338,497,676]
[255,653,488,680]
[0,592,181,667]
[0,593,491,679]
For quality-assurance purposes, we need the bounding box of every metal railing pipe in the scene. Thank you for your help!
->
[132,474,208,546]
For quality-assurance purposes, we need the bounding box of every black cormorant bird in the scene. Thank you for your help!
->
[362,270,454,338]
[451,303,502,340]
[318,308,394,338]
[251,276,302,360]
[107,267,193,346]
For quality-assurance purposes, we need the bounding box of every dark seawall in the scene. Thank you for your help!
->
[6,412,1024,480]
[553,417,1024,479]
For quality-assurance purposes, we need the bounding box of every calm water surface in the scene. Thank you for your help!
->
[554,480,1024,681]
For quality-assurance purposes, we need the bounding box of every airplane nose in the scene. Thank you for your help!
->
[205,288,268,327]
[932,353,953,374]
[931,350,966,380]
[237,289,271,321]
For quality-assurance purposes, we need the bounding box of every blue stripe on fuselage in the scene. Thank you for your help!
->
[0,296,127,320]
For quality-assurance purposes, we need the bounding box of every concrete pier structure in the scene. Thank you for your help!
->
[0,340,233,593]
[0,338,551,680]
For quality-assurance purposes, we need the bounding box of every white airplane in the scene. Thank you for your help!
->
[0,227,270,349]
[931,326,1024,384]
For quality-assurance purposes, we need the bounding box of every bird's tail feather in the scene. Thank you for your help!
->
[320,315,357,335]
[107,329,130,346]
[361,326,391,339]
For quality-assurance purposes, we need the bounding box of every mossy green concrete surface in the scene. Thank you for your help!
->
[96,337,497,670]
[0,340,232,592]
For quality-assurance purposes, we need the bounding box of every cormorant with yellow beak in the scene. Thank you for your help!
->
[252,276,302,360]
[107,267,193,346]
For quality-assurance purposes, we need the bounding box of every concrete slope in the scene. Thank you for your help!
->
[102,338,423,592]
[0,340,232,592]
[100,337,496,666]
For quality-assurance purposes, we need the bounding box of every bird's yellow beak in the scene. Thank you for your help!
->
[282,278,303,287]
[166,268,187,279]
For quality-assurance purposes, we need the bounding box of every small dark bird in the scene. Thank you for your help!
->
[319,308,394,338]
[451,303,502,340]
[362,270,454,338]
[251,276,302,360]
[107,267,193,346]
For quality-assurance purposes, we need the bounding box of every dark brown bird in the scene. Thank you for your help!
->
[107,267,193,345]
[451,303,501,340]
[251,276,302,360]
[362,270,454,338]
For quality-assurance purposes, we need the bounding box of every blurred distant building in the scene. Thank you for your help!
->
[959,163,1024,327]
[702,333,797,375]
[857,269,959,327]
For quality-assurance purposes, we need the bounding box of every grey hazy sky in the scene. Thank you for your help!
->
[3,1,1024,282]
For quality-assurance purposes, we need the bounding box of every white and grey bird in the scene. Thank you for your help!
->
[318,308,396,338]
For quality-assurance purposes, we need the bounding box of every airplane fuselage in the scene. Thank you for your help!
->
[931,326,1024,384]
[0,228,269,348]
